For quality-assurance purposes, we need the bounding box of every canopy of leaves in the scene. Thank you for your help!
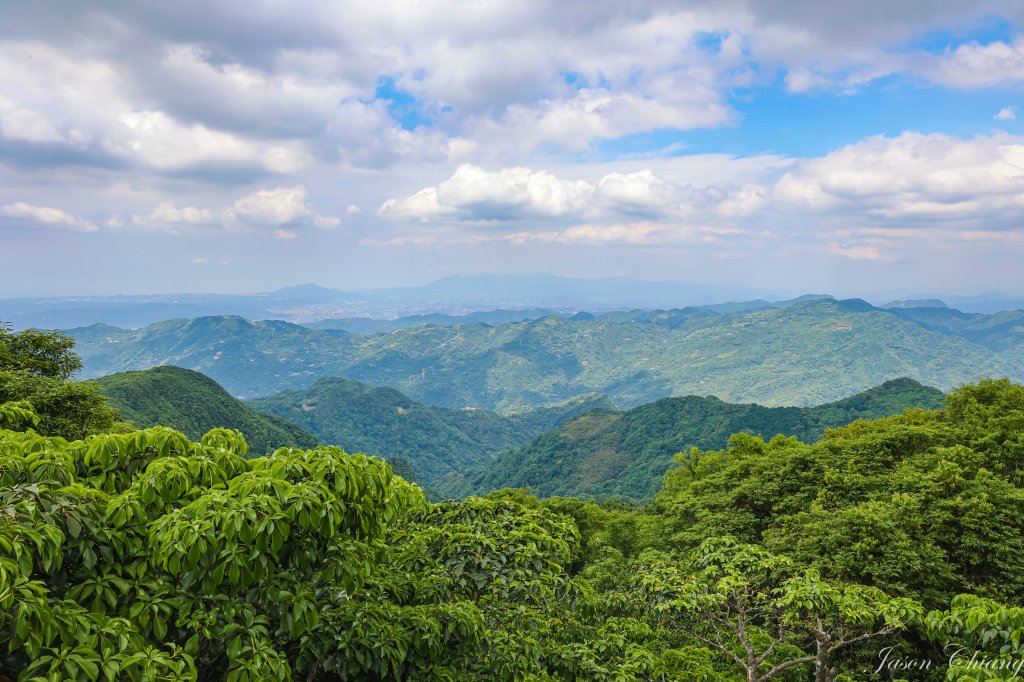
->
[0,324,82,381]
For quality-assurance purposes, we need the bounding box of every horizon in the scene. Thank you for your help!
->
[2,273,1023,305]
[2,2,1024,297]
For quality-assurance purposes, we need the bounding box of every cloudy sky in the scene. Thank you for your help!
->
[2,1,1023,297]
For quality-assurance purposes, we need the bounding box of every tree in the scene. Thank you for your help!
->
[633,537,922,682]
[925,595,1024,681]
[0,370,123,440]
[0,410,423,680]
[0,323,82,380]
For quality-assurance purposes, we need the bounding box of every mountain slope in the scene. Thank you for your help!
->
[73,316,358,398]
[69,299,1023,409]
[440,378,947,501]
[247,378,614,485]
[887,306,1024,353]
[334,299,1018,410]
[94,366,317,454]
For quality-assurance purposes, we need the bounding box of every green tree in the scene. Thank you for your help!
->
[0,410,423,680]
[0,323,82,380]
[633,538,922,682]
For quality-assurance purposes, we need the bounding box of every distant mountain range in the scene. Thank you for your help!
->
[6,275,1023,330]
[67,298,1023,410]
[439,378,947,501]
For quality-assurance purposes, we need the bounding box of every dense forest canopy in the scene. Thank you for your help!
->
[3,323,1024,680]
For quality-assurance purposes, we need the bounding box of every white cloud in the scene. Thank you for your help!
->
[382,164,772,226]
[148,201,219,226]
[0,202,98,232]
[380,164,594,221]
[227,185,317,226]
[996,106,1017,121]
[0,43,314,175]
[346,203,362,215]
[478,86,732,152]
[137,185,340,237]
[775,131,1024,223]
[191,257,208,265]
[922,37,1024,89]
[597,170,680,216]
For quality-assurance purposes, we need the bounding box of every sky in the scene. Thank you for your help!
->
[1,0,1024,297]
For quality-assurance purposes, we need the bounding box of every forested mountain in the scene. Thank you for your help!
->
[887,305,1024,353]
[94,366,317,454]
[440,377,946,501]
[69,298,1022,410]
[70,316,353,398]
[248,377,615,485]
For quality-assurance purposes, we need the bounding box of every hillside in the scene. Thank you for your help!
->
[69,299,1022,410]
[887,306,1024,353]
[440,378,947,501]
[248,378,614,485]
[94,366,317,454]
[72,316,358,399]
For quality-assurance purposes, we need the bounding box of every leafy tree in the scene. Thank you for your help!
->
[0,370,123,440]
[0,323,82,380]
[0,409,422,680]
[633,538,922,682]
[925,595,1024,681]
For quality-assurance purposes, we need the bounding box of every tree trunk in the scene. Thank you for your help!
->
[814,620,837,682]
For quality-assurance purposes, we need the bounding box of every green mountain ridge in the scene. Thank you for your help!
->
[440,377,947,501]
[247,377,616,485]
[68,298,1023,410]
[94,366,317,455]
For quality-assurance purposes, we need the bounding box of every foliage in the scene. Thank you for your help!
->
[5,376,1024,682]
[0,323,82,381]
[94,366,317,455]
[0,323,125,441]
[443,378,944,501]
[0,370,123,441]
[0,411,423,680]
[631,538,921,682]
[655,379,1024,609]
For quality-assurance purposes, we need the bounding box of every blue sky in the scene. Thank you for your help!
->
[1,1,1024,297]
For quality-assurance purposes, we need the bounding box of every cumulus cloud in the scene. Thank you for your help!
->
[138,185,340,237]
[922,37,1024,89]
[148,201,219,226]
[0,43,313,176]
[380,164,593,221]
[774,131,1024,223]
[0,202,98,232]
[226,186,318,226]
[382,164,768,225]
